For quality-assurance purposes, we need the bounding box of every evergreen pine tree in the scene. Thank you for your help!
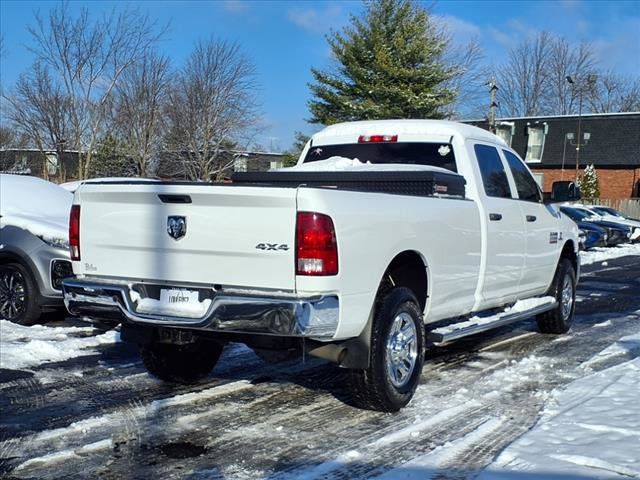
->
[308,0,458,125]
[282,131,311,167]
[577,164,600,201]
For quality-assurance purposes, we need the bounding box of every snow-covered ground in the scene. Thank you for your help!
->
[481,333,640,479]
[579,242,640,266]
[1,252,639,479]
[0,320,119,370]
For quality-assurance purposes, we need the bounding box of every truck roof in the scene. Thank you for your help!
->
[312,119,506,146]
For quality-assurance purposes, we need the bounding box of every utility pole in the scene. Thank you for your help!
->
[487,79,498,133]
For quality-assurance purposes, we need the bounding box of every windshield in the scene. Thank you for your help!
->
[303,142,457,172]
[593,207,621,217]
[560,207,590,221]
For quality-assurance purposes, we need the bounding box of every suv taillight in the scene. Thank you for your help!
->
[296,212,338,276]
[69,205,80,261]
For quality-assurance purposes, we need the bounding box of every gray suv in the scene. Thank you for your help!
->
[0,174,73,325]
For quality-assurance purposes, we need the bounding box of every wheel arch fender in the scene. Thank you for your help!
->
[333,249,429,370]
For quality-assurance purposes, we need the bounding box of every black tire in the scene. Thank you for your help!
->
[0,262,41,325]
[252,347,300,364]
[536,258,576,334]
[348,287,425,412]
[140,339,224,383]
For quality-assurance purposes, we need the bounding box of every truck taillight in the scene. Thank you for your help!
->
[358,134,397,143]
[296,212,338,276]
[69,205,80,261]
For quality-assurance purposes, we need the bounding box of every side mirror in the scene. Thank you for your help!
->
[550,181,581,203]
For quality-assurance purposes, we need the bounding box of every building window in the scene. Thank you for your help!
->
[270,160,283,170]
[46,153,58,175]
[532,172,544,190]
[525,125,546,162]
[233,157,247,172]
[495,122,514,146]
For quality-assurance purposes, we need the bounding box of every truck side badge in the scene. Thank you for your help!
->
[167,216,187,240]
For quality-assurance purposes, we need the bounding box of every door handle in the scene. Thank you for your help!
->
[489,213,502,221]
[526,215,537,222]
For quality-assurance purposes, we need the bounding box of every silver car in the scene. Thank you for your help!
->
[0,174,73,324]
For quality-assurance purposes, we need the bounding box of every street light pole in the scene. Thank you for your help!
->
[575,88,583,178]
[566,74,597,181]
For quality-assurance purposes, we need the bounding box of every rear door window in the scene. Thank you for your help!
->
[502,150,542,203]
[303,142,457,172]
[474,144,512,198]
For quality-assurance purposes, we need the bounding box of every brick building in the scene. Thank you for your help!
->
[467,112,640,200]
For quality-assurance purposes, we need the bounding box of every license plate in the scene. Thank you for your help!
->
[159,288,199,307]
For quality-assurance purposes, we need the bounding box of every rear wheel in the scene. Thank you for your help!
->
[348,287,424,412]
[537,258,576,334]
[0,263,41,325]
[140,339,224,383]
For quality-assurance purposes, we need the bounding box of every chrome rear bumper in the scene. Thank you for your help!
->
[62,278,339,340]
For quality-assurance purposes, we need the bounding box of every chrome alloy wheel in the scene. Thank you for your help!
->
[0,269,26,321]
[560,273,574,321]
[385,312,418,388]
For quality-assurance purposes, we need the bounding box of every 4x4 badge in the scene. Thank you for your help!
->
[167,216,187,240]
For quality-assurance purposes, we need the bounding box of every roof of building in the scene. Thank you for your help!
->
[465,113,640,168]
[464,111,640,123]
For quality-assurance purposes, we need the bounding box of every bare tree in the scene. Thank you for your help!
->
[588,70,640,113]
[544,38,598,115]
[112,51,171,177]
[443,38,489,119]
[164,38,261,181]
[3,64,73,180]
[0,125,16,149]
[27,3,164,178]
[496,31,552,116]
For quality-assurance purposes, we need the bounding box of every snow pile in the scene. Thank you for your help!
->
[277,156,452,173]
[0,174,72,244]
[480,358,640,479]
[0,320,119,370]
[580,243,640,266]
[581,330,640,370]
[135,297,212,318]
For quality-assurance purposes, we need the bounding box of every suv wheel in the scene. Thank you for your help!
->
[0,263,41,325]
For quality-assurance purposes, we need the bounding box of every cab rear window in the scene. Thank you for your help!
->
[303,142,457,172]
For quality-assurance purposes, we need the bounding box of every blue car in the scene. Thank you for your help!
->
[560,206,632,246]
[577,222,607,250]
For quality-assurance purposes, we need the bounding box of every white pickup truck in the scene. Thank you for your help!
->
[63,120,580,412]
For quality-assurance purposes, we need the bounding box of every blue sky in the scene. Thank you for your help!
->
[1,0,638,151]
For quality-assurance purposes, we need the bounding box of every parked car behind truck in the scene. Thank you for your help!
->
[0,174,73,324]
[63,120,580,411]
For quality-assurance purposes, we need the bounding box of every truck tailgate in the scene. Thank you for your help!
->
[75,183,297,291]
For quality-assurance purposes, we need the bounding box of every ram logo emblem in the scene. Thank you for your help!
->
[167,216,187,240]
